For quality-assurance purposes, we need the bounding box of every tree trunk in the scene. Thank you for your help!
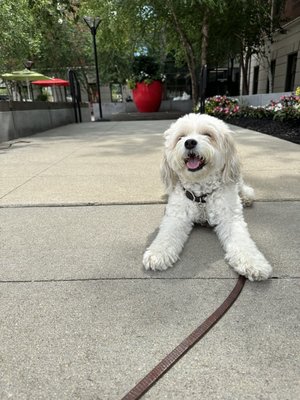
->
[199,11,209,112]
[201,12,209,67]
[267,0,275,93]
[189,67,198,108]
[240,48,250,95]
[166,0,198,106]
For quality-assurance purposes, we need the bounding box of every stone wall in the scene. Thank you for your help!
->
[93,99,193,120]
[237,92,292,107]
[0,102,90,142]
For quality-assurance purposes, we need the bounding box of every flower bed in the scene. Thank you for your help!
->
[203,92,300,122]
[267,94,300,122]
[199,90,300,144]
[227,117,300,145]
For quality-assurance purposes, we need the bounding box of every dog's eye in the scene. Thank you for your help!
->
[203,133,212,138]
[177,136,184,142]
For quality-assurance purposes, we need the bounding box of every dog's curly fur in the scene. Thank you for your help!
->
[143,113,272,281]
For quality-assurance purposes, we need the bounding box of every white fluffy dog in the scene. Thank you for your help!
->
[143,113,272,281]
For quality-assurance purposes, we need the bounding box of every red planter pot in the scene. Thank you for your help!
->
[132,80,163,112]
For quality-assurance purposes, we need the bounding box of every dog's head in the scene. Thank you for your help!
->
[161,113,240,193]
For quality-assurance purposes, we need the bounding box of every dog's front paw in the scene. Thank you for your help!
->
[143,248,178,271]
[226,251,272,281]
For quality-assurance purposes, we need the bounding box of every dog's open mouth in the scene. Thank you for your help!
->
[184,153,206,171]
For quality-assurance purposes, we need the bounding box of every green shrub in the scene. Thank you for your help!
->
[238,106,273,119]
[126,55,165,89]
[36,93,49,101]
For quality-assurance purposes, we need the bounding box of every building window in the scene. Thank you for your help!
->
[285,52,298,92]
[252,66,259,94]
[266,60,276,93]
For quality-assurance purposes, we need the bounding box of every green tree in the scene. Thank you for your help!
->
[0,0,40,72]
[221,0,283,94]
[0,0,284,100]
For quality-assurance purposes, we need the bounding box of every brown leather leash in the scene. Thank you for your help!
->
[121,275,246,400]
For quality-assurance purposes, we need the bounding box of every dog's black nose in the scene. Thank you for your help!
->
[184,139,197,149]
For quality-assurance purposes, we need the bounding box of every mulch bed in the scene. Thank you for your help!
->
[227,117,300,145]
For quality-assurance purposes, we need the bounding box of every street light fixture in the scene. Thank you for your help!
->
[84,16,103,120]
[24,60,34,70]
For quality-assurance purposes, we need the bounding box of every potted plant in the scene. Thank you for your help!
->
[127,55,165,112]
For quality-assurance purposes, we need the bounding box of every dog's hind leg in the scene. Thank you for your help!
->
[238,179,255,207]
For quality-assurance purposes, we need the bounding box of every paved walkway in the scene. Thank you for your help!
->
[0,120,299,399]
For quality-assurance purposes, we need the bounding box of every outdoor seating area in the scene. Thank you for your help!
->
[0,69,70,102]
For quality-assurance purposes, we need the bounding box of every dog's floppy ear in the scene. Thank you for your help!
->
[222,131,240,183]
[160,152,178,194]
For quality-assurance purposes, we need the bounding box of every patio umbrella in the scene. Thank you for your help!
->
[1,69,51,81]
[32,78,70,86]
[32,78,70,101]
[1,69,51,100]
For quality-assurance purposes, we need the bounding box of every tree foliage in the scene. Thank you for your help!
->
[0,0,284,99]
[0,0,38,71]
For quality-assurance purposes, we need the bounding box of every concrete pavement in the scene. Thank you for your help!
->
[0,120,299,399]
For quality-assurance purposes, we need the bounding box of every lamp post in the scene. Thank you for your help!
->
[23,60,34,101]
[83,16,103,120]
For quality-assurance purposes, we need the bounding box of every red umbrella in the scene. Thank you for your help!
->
[32,78,70,86]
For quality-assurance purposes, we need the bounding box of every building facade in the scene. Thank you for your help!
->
[247,1,300,95]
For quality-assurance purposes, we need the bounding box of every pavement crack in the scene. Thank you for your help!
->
[0,199,299,209]
[0,276,298,284]
[0,201,167,208]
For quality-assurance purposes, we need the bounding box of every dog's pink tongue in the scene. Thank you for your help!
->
[187,157,201,170]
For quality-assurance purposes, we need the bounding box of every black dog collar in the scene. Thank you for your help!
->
[183,188,208,203]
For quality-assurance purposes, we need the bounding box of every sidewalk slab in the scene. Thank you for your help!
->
[0,279,298,400]
[1,202,299,281]
[1,119,299,400]
[230,125,300,200]
[0,121,299,206]
[0,121,167,206]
